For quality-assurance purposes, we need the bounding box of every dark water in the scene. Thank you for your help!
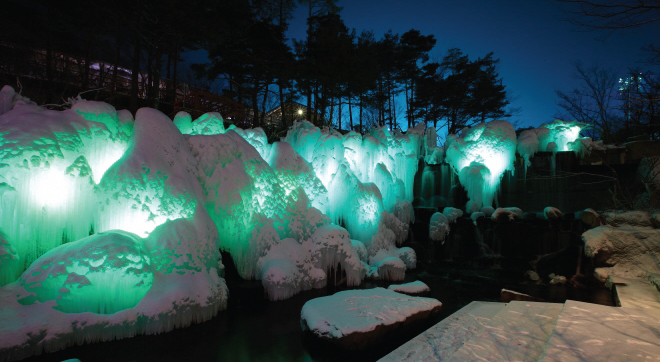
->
[21,265,613,362]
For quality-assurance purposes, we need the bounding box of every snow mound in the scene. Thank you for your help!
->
[300,287,441,349]
[387,280,430,295]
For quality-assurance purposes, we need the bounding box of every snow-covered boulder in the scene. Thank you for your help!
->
[442,207,463,222]
[493,208,520,222]
[429,212,450,242]
[300,288,442,349]
[581,208,602,229]
[602,211,652,228]
[544,206,563,219]
[524,270,540,281]
[387,281,430,296]
[583,225,660,281]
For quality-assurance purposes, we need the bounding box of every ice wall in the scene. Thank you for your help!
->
[445,120,517,211]
[0,92,131,284]
[283,121,422,244]
[0,98,424,359]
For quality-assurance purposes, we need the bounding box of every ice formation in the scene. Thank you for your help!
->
[0,89,428,358]
[445,121,517,210]
[0,90,132,283]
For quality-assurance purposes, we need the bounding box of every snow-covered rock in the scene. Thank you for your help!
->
[544,206,563,219]
[493,207,520,222]
[300,288,442,349]
[602,210,652,228]
[525,270,540,281]
[387,281,430,296]
[429,212,450,242]
[583,224,660,281]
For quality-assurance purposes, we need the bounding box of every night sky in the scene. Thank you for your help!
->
[284,0,659,130]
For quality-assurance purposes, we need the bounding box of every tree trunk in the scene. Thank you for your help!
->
[338,97,342,131]
[130,22,141,115]
[110,32,121,98]
[348,96,353,130]
[172,49,178,105]
[154,52,162,109]
[359,94,363,132]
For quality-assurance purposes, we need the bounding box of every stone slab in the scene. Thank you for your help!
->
[378,301,505,361]
[446,301,563,362]
[540,299,660,361]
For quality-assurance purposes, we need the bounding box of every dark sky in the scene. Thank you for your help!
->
[286,0,659,131]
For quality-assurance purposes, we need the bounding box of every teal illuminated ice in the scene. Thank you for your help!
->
[537,119,588,152]
[445,120,517,211]
[96,108,201,237]
[18,231,154,314]
[0,92,131,284]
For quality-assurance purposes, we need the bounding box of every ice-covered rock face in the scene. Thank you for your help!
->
[18,231,154,314]
[445,120,516,210]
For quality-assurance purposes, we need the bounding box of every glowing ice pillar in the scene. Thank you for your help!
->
[445,121,517,212]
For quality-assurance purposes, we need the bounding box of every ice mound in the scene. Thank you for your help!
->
[173,111,193,134]
[304,224,366,286]
[258,237,325,301]
[96,108,201,237]
[233,127,270,160]
[300,287,442,349]
[191,112,226,135]
[144,204,220,274]
[445,120,516,210]
[188,130,286,279]
[0,267,228,361]
[17,231,153,314]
